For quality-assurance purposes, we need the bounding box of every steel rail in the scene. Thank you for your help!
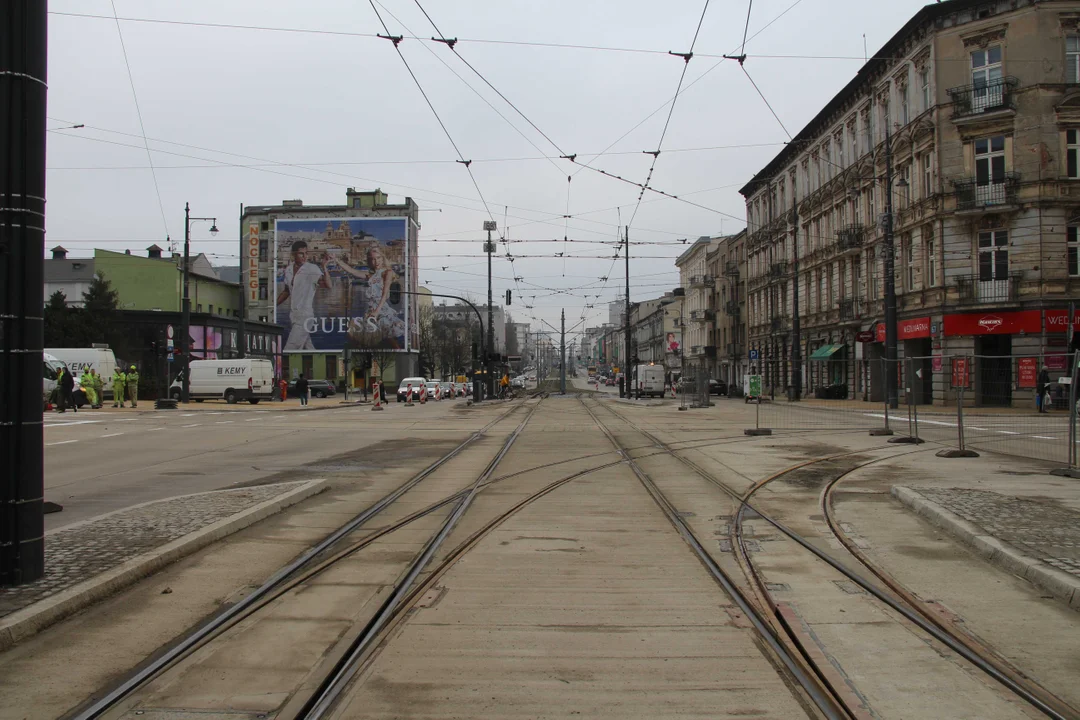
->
[72,401,527,720]
[599,400,1071,720]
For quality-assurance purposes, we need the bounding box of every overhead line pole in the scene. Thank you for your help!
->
[623,225,631,398]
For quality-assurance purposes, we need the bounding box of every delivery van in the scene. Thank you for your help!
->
[633,364,666,399]
[170,358,274,404]
[43,352,65,407]
[46,346,119,399]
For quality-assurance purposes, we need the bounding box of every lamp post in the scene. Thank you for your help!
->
[483,220,497,400]
[181,202,218,403]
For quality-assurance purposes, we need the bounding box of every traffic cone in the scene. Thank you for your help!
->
[435,384,441,401]
[372,382,384,411]
[406,384,414,407]
[669,382,677,399]
[420,385,427,404]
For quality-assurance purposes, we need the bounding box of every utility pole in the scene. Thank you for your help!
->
[623,225,631,398]
[237,203,245,360]
[791,191,801,401]
[483,220,496,400]
[1,0,47,586]
[560,309,566,394]
[181,204,192,403]
[884,120,899,410]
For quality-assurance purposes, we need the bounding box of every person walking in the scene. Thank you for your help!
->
[295,374,309,406]
[58,365,75,413]
[126,365,140,408]
[79,369,97,409]
[112,367,127,408]
[279,377,288,402]
[1037,366,1051,413]
[88,369,103,408]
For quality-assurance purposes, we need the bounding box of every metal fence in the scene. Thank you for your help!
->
[748,355,1079,468]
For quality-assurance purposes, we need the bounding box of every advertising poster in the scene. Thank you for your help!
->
[274,217,409,353]
[1018,357,1037,388]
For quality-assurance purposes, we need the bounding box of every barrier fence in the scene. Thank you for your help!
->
[749,355,1079,468]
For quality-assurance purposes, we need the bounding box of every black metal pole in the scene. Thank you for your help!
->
[791,192,801,401]
[485,225,495,399]
[884,120,899,410]
[237,203,245,360]
[560,309,566,394]
[623,225,631,397]
[0,0,47,586]
[181,203,191,403]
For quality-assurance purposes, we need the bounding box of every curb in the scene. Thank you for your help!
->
[891,486,1080,611]
[0,479,329,651]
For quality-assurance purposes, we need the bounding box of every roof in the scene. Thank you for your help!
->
[44,258,96,284]
[739,0,996,197]
[674,236,714,267]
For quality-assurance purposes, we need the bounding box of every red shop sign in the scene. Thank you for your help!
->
[1018,357,1038,388]
[874,317,931,342]
[943,310,1042,336]
[1044,310,1080,333]
[1046,354,1067,371]
[952,357,971,388]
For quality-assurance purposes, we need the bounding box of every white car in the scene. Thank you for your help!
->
[397,377,427,402]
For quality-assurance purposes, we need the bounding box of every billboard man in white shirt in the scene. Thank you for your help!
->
[277,240,330,351]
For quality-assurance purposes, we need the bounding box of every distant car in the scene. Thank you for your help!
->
[439,381,454,398]
[709,379,728,396]
[397,377,428,402]
[289,379,336,398]
[605,377,616,387]
[424,380,440,398]
[511,376,526,389]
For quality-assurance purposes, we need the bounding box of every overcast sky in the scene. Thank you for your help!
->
[45,0,933,337]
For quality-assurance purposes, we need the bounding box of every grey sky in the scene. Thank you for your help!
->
[45,0,932,335]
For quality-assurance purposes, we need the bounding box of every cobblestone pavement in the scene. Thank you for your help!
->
[0,482,306,618]
[917,488,1080,578]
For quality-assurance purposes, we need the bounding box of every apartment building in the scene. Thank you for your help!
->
[740,0,1080,406]
[675,237,715,376]
[706,231,748,388]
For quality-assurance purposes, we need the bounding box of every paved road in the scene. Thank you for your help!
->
[42,397,477,529]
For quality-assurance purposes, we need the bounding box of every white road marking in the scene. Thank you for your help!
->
[100,432,124,438]
[46,440,79,446]
[181,423,200,428]
[1000,431,1019,435]
[181,413,197,417]
[44,419,101,427]
[244,418,260,422]
[147,427,165,432]
[1033,436,1056,440]
[215,420,234,424]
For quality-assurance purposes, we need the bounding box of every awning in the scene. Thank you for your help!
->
[809,343,845,360]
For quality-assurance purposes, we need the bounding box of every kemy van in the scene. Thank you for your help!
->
[169,359,274,404]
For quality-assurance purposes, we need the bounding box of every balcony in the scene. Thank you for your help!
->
[836,224,866,252]
[955,272,1021,304]
[726,342,743,357]
[689,309,714,323]
[947,76,1018,119]
[953,173,1019,212]
[839,298,861,322]
[768,261,789,280]
[724,260,740,277]
[704,345,717,359]
[724,300,740,316]
[689,274,714,287]
[770,315,790,333]
[690,345,703,356]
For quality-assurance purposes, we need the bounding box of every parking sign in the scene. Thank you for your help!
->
[749,349,759,360]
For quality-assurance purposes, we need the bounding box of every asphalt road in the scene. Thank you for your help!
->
[42,398,478,530]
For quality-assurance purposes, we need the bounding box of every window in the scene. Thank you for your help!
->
[197,304,203,313]
[923,153,933,197]
[208,304,214,315]
[1068,130,1080,179]
[259,239,268,262]
[971,45,1003,112]
[817,271,825,311]
[978,229,1009,281]
[869,249,879,299]
[853,255,863,299]
[904,235,916,290]
[920,67,931,110]
[1068,36,1080,84]
[260,221,269,231]
[1069,225,1080,277]
[325,355,338,380]
[302,354,314,379]
[926,228,938,287]
[900,83,909,125]
[837,133,845,169]
[258,277,268,300]
[974,136,1007,202]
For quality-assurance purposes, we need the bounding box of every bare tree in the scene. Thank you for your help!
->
[349,322,400,391]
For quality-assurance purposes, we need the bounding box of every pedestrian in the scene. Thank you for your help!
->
[127,365,140,408]
[112,367,127,408]
[379,378,387,404]
[58,365,75,413]
[1037,365,1051,413]
[295,373,309,406]
[89,368,104,408]
[280,377,288,402]
[79,368,97,409]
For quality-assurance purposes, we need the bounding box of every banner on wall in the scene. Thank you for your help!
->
[247,223,260,302]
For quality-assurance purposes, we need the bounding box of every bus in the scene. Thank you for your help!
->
[587,365,597,380]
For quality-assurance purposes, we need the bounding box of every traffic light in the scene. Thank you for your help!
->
[506,289,511,305]
[389,282,401,305]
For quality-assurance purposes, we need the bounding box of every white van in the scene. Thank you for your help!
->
[633,364,666,398]
[46,347,119,400]
[170,359,274,404]
[43,352,65,407]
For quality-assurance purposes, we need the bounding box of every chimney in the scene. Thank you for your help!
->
[50,245,67,260]
[146,244,164,259]
[282,199,303,207]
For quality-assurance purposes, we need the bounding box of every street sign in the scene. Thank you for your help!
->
[748,375,762,397]
[167,355,174,362]
[855,330,874,343]
[166,325,174,339]
[749,349,759,360]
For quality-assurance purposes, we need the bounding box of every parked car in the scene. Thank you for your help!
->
[709,379,728,396]
[397,377,427,402]
[289,379,336,398]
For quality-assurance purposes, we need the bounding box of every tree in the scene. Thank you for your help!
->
[349,322,400,390]
[80,273,127,355]
[44,290,74,347]
[416,305,438,378]
[504,312,519,357]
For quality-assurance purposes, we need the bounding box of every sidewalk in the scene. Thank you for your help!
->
[893,486,1080,610]
[0,479,326,649]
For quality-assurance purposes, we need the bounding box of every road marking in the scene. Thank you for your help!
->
[100,432,124,438]
[215,420,234,424]
[1000,431,1019,435]
[204,412,224,415]
[181,413,197,417]
[46,440,79,446]
[245,418,260,422]
[1033,436,1056,440]
[181,423,200,428]
[44,419,101,427]
[147,427,165,432]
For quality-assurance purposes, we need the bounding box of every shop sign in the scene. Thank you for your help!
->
[932,355,942,373]
[952,357,971,388]
[873,317,931,342]
[247,223,260,302]
[1044,310,1080,332]
[1046,354,1067,371]
[875,323,886,343]
[943,310,1041,336]
[1018,357,1037,388]
[855,330,874,343]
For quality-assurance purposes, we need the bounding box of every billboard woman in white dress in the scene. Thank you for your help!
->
[334,244,406,347]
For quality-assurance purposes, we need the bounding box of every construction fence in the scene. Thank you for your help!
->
[750,355,1079,467]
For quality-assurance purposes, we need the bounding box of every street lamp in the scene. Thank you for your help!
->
[483,220,497,400]
[180,202,218,403]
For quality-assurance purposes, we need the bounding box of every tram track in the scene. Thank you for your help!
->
[591,397,1075,720]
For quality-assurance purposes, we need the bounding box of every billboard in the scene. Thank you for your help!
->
[274,217,410,353]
